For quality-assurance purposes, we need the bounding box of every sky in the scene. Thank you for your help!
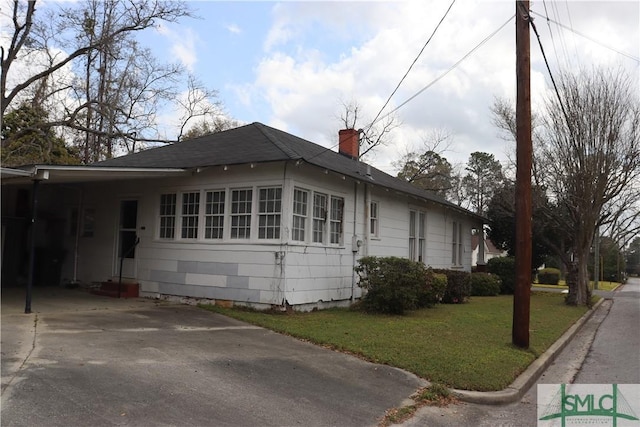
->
[5,1,640,174]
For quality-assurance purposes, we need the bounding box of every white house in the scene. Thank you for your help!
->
[471,234,507,268]
[1,123,485,310]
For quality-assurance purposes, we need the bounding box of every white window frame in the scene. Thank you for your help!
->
[258,187,282,240]
[312,192,327,244]
[329,196,344,245]
[452,221,463,266]
[292,188,308,242]
[204,190,225,239]
[230,188,253,239]
[409,209,426,262]
[180,191,200,239]
[159,193,177,239]
[370,201,379,238]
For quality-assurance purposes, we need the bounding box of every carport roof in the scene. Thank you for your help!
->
[0,165,189,185]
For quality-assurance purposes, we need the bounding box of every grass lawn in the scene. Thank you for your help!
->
[201,292,589,391]
[535,280,619,291]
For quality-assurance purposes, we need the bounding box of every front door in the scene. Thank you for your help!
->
[117,200,138,279]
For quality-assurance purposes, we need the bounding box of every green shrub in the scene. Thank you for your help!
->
[487,257,516,294]
[538,268,561,285]
[432,269,471,304]
[417,270,447,308]
[355,256,426,314]
[470,272,502,296]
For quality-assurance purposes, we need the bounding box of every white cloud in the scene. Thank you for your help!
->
[156,22,198,71]
[225,23,242,35]
[244,1,638,174]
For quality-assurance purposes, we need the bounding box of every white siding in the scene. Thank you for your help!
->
[20,160,481,308]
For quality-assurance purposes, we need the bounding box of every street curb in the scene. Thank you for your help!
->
[451,297,605,405]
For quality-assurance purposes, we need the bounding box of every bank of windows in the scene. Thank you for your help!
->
[158,187,281,241]
[409,210,426,263]
[293,188,344,245]
[452,221,463,266]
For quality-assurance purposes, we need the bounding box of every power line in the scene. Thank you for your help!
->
[366,14,514,130]
[529,9,572,132]
[530,10,640,63]
[542,0,562,72]
[366,0,457,135]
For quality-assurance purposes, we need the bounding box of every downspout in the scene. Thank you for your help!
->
[351,181,358,301]
[364,184,369,257]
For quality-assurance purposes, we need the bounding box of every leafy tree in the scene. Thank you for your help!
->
[486,181,557,271]
[396,150,453,198]
[598,236,625,282]
[462,151,504,215]
[180,116,243,141]
[1,103,80,166]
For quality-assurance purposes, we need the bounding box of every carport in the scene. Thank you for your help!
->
[1,165,188,312]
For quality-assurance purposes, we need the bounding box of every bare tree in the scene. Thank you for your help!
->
[1,0,224,163]
[337,99,399,159]
[542,68,640,305]
[492,67,640,306]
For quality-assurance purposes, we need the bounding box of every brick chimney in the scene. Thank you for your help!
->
[338,129,359,160]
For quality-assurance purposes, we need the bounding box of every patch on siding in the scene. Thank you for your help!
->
[177,261,239,276]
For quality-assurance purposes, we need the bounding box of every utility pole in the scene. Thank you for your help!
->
[513,0,532,349]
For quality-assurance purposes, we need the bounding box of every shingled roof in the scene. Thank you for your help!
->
[95,122,484,221]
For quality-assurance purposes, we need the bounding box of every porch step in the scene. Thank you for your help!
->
[90,281,139,298]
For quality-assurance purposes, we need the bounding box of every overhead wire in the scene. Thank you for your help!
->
[365,14,514,130]
[542,0,562,73]
[563,0,581,61]
[528,5,572,133]
[366,0,457,135]
[530,10,640,63]
[307,0,458,162]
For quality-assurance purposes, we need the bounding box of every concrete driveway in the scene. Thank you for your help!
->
[1,288,424,427]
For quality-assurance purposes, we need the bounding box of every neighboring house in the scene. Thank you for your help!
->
[1,123,485,310]
[471,234,507,267]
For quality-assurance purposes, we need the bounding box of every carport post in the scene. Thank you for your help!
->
[25,175,45,314]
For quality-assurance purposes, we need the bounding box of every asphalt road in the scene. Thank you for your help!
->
[1,289,423,427]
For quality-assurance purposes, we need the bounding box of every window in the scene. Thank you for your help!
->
[258,187,282,239]
[159,193,176,239]
[292,188,308,242]
[418,212,426,263]
[181,192,200,239]
[312,193,327,243]
[409,211,416,261]
[329,196,344,244]
[409,210,426,262]
[452,221,463,265]
[370,201,379,237]
[204,190,225,239]
[231,189,252,239]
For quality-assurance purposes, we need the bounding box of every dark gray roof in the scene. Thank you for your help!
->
[95,122,484,221]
